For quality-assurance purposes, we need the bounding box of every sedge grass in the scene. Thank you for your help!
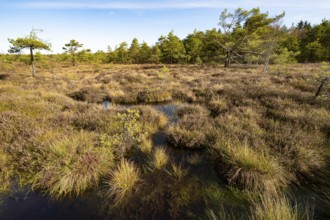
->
[152,147,169,170]
[106,159,141,206]
[212,137,290,193]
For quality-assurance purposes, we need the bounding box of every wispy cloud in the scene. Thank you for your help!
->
[4,0,330,10]
[8,1,229,10]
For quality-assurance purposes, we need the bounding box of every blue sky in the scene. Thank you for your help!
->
[0,0,329,53]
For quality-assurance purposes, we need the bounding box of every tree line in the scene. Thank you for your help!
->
[3,8,330,73]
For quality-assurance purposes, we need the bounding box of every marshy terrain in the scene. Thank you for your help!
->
[0,63,329,219]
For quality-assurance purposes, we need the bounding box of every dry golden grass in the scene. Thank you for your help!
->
[250,194,313,220]
[152,147,169,170]
[212,137,291,194]
[106,159,141,205]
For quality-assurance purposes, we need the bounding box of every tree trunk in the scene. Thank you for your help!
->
[263,60,269,73]
[224,51,232,68]
[72,55,76,66]
[31,62,36,77]
[315,77,328,98]
[263,45,273,74]
[30,47,36,77]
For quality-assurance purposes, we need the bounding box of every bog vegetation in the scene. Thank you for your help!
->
[0,7,329,220]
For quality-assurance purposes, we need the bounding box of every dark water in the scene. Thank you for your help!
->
[0,188,102,220]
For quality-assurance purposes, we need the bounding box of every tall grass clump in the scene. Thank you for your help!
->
[206,206,237,220]
[250,194,314,220]
[168,162,189,182]
[152,147,169,170]
[212,137,290,193]
[106,159,141,206]
[138,136,153,154]
[29,131,114,198]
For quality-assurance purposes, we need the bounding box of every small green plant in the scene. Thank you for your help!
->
[157,65,170,79]
[101,109,147,155]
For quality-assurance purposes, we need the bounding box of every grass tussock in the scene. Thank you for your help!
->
[152,147,169,170]
[166,113,213,149]
[212,137,290,193]
[168,162,189,182]
[137,87,172,103]
[106,159,141,205]
[28,131,114,198]
[250,194,314,220]
[138,137,153,154]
